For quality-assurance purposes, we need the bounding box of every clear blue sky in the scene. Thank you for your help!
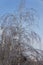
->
[0,0,43,39]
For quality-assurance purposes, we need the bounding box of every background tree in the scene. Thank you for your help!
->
[0,0,42,65]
